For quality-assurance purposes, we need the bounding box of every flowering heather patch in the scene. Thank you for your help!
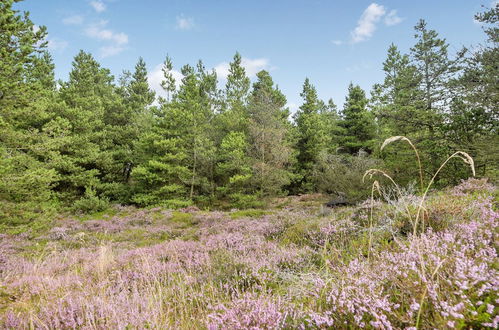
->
[0,179,497,329]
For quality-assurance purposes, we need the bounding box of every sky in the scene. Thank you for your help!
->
[16,0,494,113]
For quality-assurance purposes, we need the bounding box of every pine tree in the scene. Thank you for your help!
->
[247,71,293,197]
[370,44,425,184]
[160,55,176,102]
[340,84,376,154]
[50,50,118,208]
[215,53,253,201]
[132,61,217,206]
[0,0,58,225]
[372,44,421,135]
[100,58,156,202]
[409,19,463,182]
[293,78,338,192]
[448,5,499,179]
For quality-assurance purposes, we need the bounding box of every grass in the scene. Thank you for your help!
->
[230,209,270,219]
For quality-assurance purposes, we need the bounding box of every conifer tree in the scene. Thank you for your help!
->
[409,19,463,180]
[340,84,376,154]
[0,0,58,224]
[132,61,217,205]
[51,51,118,208]
[293,78,338,192]
[448,5,499,179]
[215,53,253,201]
[247,71,293,196]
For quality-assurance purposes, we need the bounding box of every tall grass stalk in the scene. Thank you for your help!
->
[381,136,424,194]
[367,180,380,261]
[412,151,475,236]
[363,169,412,222]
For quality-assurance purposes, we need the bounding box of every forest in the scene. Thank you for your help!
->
[1,1,497,226]
[0,0,498,328]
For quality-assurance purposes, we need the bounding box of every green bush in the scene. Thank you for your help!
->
[229,193,265,209]
[311,152,384,202]
[72,188,109,213]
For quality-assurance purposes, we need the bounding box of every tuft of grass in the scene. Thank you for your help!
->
[280,220,319,247]
[170,211,196,228]
[230,209,270,219]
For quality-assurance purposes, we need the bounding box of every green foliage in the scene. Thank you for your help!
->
[1,1,497,224]
[170,211,195,227]
[340,84,376,154]
[293,78,340,193]
[280,219,319,246]
[72,188,110,213]
[311,152,383,201]
[247,71,294,197]
[0,0,59,225]
[228,193,264,209]
[230,209,269,219]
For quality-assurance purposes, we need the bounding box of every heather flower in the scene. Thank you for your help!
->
[208,294,295,329]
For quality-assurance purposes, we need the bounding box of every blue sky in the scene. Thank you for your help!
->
[17,0,493,112]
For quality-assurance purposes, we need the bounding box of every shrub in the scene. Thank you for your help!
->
[72,188,109,214]
[229,193,265,209]
[311,152,384,202]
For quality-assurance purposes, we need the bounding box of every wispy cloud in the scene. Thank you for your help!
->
[351,3,386,43]
[63,15,84,25]
[384,10,402,26]
[86,21,128,45]
[332,40,343,46]
[176,15,195,30]
[85,20,128,57]
[214,57,270,80]
[90,0,106,13]
[47,38,69,51]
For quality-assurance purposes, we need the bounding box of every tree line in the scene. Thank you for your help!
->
[1,0,497,225]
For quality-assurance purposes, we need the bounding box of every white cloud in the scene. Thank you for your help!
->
[85,20,128,57]
[100,45,125,58]
[384,10,402,26]
[351,3,386,43]
[332,40,343,46]
[85,21,128,45]
[214,57,270,80]
[90,1,106,13]
[176,15,195,30]
[63,15,84,25]
[47,38,69,51]
[148,64,184,100]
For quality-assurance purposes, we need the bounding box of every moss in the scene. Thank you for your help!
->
[230,209,270,219]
